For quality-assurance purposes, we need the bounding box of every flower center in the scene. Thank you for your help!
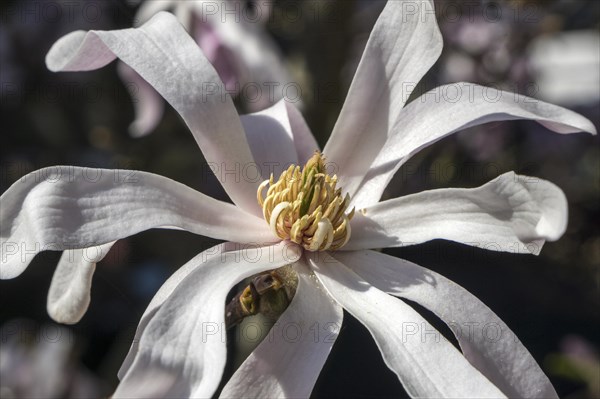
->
[257,152,355,251]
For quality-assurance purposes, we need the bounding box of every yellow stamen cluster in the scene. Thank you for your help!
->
[257,152,355,251]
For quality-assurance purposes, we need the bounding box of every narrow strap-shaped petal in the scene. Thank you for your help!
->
[346,172,566,254]
[285,101,319,165]
[115,241,302,398]
[0,166,275,279]
[47,242,115,324]
[323,0,442,199]
[45,12,261,214]
[334,250,558,398]
[220,261,343,398]
[353,82,597,207]
[240,100,299,180]
[308,252,506,398]
[118,242,240,380]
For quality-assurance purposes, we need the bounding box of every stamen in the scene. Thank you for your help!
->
[258,152,354,251]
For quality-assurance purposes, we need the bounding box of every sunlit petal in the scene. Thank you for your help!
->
[353,82,597,206]
[346,172,566,254]
[115,242,301,398]
[0,167,274,279]
[45,12,261,214]
[335,249,559,398]
[309,252,506,398]
[324,0,442,199]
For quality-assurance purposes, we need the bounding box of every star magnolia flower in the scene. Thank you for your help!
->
[1,1,596,398]
[120,0,291,137]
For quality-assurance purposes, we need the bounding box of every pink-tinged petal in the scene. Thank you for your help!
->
[308,252,506,398]
[0,166,275,279]
[346,172,566,255]
[286,101,320,165]
[118,242,239,380]
[323,0,442,199]
[117,63,165,137]
[220,260,343,398]
[353,82,597,207]
[334,250,558,398]
[241,100,299,179]
[115,241,302,398]
[194,14,241,93]
[45,12,261,215]
[47,242,115,324]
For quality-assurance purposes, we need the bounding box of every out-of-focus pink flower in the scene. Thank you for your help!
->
[120,0,292,137]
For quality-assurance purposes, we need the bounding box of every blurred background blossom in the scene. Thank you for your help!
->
[119,0,293,137]
[0,0,598,397]
[0,319,104,398]
[546,335,600,398]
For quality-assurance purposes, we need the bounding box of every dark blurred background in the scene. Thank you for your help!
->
[1,0,598,398]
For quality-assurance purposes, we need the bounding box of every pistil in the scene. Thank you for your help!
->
[257,152,354,251]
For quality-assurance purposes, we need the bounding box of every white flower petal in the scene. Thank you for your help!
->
[241,100,299,180]
[220,260,343,398]
[353,82,597,207]
[308,252,506,398]
[115,241,302,398]
[47,242,115,324]
[240,100,319,180]
[346,172,566,255]
[334,250,558,398]
[118,242,239,380]
[323,0,442,198]
[285,101,320,165]
[527,177,568,241]
[117,63,165,137]
[45,12,261,214]
[0,166,274,279]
